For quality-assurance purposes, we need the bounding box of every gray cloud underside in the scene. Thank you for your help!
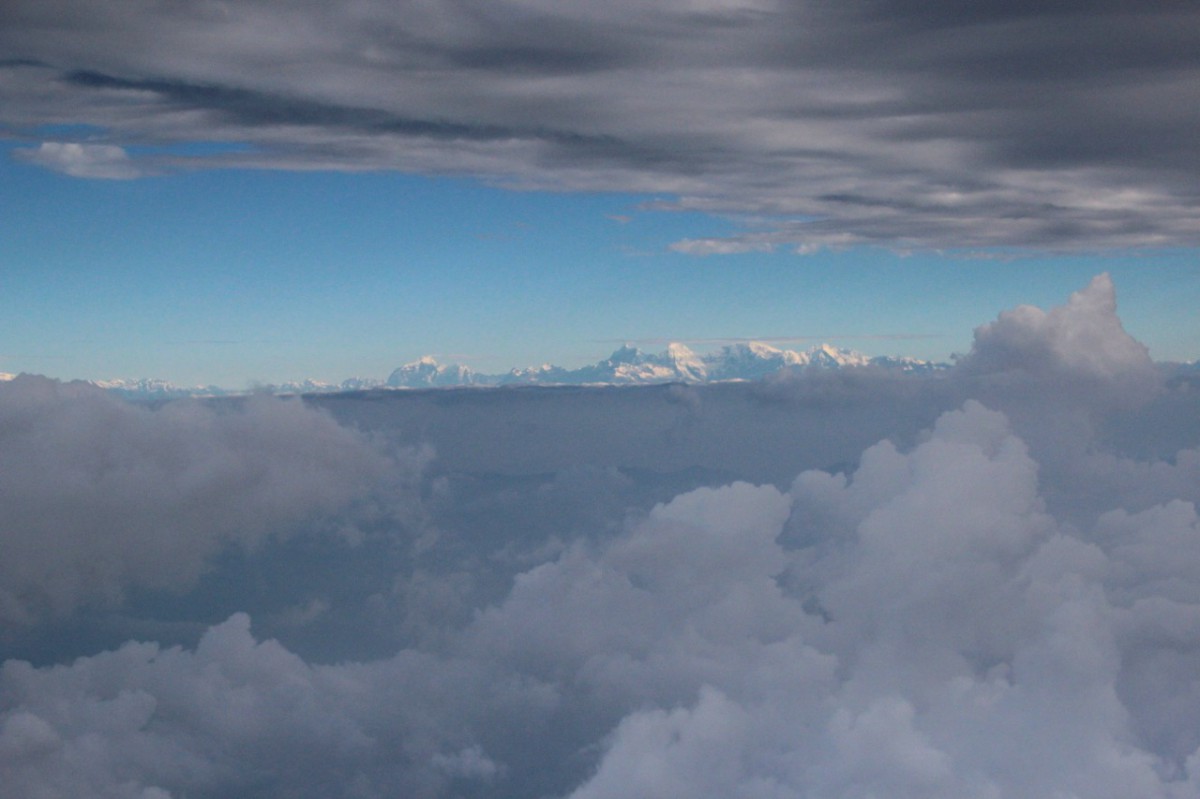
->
[7,277,1200,797]
[3,0,1198,250]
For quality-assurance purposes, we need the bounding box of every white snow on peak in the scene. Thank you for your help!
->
[806,343,871,368]
[384,341,944,388]
[387,357,478,388]
[607,344,645,365]
[91,377,232,398]
[76,342,948,398]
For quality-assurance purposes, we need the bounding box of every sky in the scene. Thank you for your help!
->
[8,5,1200,795]
[2,0,1198,386]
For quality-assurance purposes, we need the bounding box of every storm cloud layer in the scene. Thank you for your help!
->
[5,276,1200,797]
[3,1,1198,250]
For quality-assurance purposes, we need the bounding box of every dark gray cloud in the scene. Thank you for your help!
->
[2,0,1196,249]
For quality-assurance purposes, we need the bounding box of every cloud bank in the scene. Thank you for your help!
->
[4,276,1200,797]
[0,378,390,625]
[2,1,1198,249]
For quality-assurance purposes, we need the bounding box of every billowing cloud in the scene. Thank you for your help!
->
[6,395,1200,797]
[959,272,1156,389]
[0,377,392,624]
[4,277,1200,796]
[1,1,1197,249]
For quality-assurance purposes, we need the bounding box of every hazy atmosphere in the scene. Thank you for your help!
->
[2,2,1200,798]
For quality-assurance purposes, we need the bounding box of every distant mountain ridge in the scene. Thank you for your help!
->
[384,341,947,388]
[10,341,954,399]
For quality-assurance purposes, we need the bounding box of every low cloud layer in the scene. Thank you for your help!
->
[0,378,392,624]
[4,276,1200,797]
[2,1,1198,249]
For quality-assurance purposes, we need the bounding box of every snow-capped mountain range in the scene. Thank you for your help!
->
[383,341,945,388]
[2,342,950,398]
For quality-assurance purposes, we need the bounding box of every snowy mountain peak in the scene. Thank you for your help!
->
[807,343,871,368]
[706,341,802,380]
[91,377,231,399]
[606,344,646,365]
[740,341,787,357]
[81,342,948,399]
[659,343,706,381]
[387,357,476,388]
[664,342,698,359]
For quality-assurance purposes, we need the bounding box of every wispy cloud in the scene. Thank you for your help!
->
[14,141,143,179]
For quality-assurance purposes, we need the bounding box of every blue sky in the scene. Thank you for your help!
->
[3,147,1198,387]
[2,1,1198,386]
